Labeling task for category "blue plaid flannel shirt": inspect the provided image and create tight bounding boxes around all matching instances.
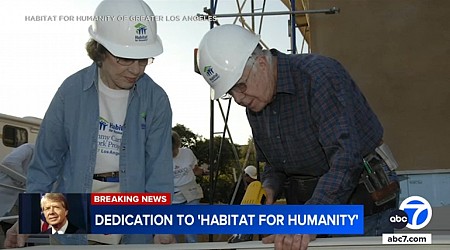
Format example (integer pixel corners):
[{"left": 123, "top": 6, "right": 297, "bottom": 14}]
[{"left": 248, "top": 50, "right": 385, "bottom": 205}]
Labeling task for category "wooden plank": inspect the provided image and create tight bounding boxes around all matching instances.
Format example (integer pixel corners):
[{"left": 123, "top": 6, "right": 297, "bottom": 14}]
[
  {"left": 22, "top": 235, "right": 450, "bottom": 249},
  {"left": 279, "top": 0, "right": 310, "bottom": 44}
]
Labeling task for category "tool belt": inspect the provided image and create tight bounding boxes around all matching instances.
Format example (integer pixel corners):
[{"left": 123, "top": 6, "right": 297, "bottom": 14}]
[
  {"left": 93, "top": 171, "right": 120, "bottom": 182},
  {"left": 348, "top": 152, "right": 399, "bottom": 215},
  {"left": 284, "top": 152, "right": 399, "bottom": 217}
]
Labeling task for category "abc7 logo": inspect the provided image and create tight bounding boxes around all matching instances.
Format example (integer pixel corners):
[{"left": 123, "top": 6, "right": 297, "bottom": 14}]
[{"left": 389, "top": 196, "right": 432, "bottom": 230}]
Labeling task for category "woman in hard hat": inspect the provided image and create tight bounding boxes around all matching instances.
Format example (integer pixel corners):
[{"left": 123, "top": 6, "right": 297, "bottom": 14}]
[{"left": 5, "top": 0, "right": 172, "bottom": 247}]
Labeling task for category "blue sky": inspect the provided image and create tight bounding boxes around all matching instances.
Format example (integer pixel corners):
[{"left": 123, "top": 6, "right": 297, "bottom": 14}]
[{"left": 0, "top": 0, "right": 307, "bottom": 145}]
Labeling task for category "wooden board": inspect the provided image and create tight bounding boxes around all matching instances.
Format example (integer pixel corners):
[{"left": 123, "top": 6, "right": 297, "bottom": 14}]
[{"left": 22, "top": 235, "right": 450, "bottom": 249}]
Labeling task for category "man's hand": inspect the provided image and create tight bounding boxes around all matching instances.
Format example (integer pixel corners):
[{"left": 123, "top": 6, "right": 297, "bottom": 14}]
[
  {"left": 262, "top": 234, "right": 317, "bottom": 250},
  {"left": 4, "top": 221, "right": 28, "bottom": 248},
  {"left": 261, "top": 187, "right": 317, "bottom": 249},
  {"left": 263, "top": 187, "right": 276, "bottom": 205}
]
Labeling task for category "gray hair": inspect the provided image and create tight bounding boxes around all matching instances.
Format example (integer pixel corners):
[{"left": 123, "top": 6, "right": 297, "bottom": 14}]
[{"left": 246, "top": 44, "right": 273, "bottom": 71}]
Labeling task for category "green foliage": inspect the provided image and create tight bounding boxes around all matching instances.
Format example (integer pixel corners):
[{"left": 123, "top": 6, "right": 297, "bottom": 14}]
[{"left": 172, "top": 123, "right": 199, "bottom": 148}]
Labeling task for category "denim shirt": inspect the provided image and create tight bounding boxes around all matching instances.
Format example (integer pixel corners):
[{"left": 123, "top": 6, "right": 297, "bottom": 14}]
[{"left": 26, "top": 64, "right": 173, "bottom": 244}]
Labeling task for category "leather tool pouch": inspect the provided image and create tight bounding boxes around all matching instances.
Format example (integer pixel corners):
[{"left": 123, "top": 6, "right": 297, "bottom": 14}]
[{"left": 349, "top": 154, "right": 399, "bottom": 216}]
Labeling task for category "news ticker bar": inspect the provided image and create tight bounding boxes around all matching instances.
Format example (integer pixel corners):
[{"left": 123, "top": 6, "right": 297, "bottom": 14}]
[
  {"left": 20, "top": 193, "right": 363, "bottom": 234},
  {"left": 382, "top": 233, "right": 432, "bottom": 244}
]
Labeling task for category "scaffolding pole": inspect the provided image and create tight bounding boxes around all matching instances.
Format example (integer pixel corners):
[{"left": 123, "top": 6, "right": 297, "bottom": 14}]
[{"left": 198, "top": 7, "right": 339, "bottom": 18}]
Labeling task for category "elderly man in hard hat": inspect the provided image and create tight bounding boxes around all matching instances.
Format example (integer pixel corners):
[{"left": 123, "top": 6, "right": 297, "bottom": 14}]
[
  {"left": 198, "top": 24, "right": 399, "bottom": 250},
  {"left": 5, "top": 0, "right": 172, "bottom": 247}
]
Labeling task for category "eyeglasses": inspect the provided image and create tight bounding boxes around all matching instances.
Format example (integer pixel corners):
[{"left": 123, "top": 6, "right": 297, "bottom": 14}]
[
  {"left": 115, "top": 56, "right": 154, "bottom": 66},
  {"left": 108, "top": 51, "right": 154, "bottom": 66},
  {"left": 228, "top": 57, "right": 256, "bottom": 95}
]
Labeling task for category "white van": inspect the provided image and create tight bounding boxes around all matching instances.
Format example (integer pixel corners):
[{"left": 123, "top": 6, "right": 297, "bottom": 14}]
[{"left": 0, "top": 113, "right": 41, "bottom": 161}]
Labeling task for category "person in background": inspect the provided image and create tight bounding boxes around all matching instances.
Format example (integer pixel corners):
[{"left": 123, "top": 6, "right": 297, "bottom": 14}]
[
  {"left": 230, "top": 165, "right": 258, "bottom": 205},
  {"left": 197, "top": 24, "right": 400, "bottom": 250},
  {"left": 243, "top": 165, "right": 258, "bottom": 185},
  {"left": 5, "top": 0, "right": 173, "bottom": 247},
  {"left": 0, "top": 143, "right": 34, "bottom": 247},
  {"left": 171, "top": 130, "right": 204, "bottom": 243},
  {"left": 40, "top": 193, "right": 85, "bottom": 234}
]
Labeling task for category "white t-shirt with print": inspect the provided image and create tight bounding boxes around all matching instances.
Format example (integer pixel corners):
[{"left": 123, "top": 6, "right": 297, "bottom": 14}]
[
  {"left": 95, "top": 77, "right": 129, "bottom": 174},
  {"left": 173, "top": 148, "right": 198, "bottom": 192},
  {"left": 88, "top": 76, "right": 127, "bottom": 245}
]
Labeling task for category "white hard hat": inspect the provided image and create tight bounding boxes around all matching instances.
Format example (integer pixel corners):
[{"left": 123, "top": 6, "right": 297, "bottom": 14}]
[
  {"left": 88, "top": 0, "right": 163, "bottom": 59},
  {"left": 197, "top": 24, "right": 260, "bottom": 100},
  {"left": 244, "top": 165, "right": 258, "bottom": 180}
]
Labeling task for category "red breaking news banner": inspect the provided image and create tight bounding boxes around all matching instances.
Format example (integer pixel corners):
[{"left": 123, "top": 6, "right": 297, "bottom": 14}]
[{"left": 90, "top": 193, "right": 171, "bottom": 205}]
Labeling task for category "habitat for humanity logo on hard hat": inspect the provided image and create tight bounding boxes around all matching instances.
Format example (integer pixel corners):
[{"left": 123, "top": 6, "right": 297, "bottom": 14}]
[
  {"left": 204, "top": 66, "right": 219, "bottom": 83},
  {"left": 135, "top": 23, "right": 148, "bottom": 42},
  {"left": 389, "top": 196, "right": 433, "bottom": 230}
]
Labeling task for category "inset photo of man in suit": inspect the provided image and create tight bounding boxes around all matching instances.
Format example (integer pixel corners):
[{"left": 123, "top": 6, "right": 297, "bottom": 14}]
[{"left": 40, "top": 193, "right": 85, "bottom": 234}]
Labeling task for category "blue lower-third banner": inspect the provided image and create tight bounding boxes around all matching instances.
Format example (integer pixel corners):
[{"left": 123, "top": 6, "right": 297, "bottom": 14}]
[{"left": 91, "top": 205, "right": 363, "bottom": 234}]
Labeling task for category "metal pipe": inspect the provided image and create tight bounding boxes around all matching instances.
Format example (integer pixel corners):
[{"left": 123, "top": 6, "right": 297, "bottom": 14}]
[
  {"left": 290, "top": 0, "right": 297, "bottom": 54},
  {"left": 198, "top": 7, "right": 340, "bottom": 18}
]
